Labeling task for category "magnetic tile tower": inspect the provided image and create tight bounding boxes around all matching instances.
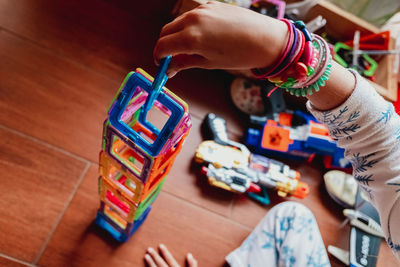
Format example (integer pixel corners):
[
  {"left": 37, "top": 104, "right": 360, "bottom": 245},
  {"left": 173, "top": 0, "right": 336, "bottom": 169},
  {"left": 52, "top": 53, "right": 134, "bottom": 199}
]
[{"left": 95, "top": 68, "right": 191, "bottom": 242}]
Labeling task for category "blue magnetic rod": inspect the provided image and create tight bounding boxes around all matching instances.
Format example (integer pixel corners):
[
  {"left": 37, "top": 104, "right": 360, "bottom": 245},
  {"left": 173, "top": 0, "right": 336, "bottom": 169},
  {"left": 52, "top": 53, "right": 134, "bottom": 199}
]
[{"left": 143, "top": 55, "right": 172, "bottom": 114}]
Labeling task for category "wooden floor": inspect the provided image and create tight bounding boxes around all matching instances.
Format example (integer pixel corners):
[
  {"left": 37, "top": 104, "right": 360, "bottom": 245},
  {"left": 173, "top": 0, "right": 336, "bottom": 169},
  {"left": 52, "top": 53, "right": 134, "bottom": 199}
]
[{"left": 0, "top": 1, "right": 397, "bottom": 266}]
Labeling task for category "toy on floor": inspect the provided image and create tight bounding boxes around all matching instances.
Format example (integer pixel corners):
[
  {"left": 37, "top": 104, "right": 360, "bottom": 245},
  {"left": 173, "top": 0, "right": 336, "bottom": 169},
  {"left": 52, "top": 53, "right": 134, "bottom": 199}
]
[
  {"left": 324, "top": 170, "right": 383, "bottom": 267},
  {"left": 194, "top": 113, "right": 309, "bottom": 205},
  {"left": 324, "top": 170, "right": 359, "bottom": 208},
  {"left": 333, "top": 31, "right": 394, "bottom": 81},
  {"left": 95, "top": 56, "right": 192, "bottom": 242},
  {"left": 230, "top": 77, "right": 286, "bottom": 116},
  {"left": 334, "top": 42, "right": 378, "bottom": 79},
  {"left": 229, "top": 76, "right": 349, "bottom": 171},
  {"left": 245, "top": 110, "right": 352, "bottom": 171},
  {"left": 250, "top": 0, "right": 286, "bottom": 20}
]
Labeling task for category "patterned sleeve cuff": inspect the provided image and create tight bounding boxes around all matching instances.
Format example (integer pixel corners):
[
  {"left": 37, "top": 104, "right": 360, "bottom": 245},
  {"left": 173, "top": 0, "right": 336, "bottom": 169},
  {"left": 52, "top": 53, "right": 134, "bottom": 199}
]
[{"left": 306, "top": 69, "right": 392, "bottom": 142}]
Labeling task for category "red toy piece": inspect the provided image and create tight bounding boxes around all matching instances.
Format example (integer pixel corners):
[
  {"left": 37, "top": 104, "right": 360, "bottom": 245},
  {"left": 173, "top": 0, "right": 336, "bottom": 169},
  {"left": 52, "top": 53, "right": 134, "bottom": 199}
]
[{"left": 345, "top": 31, "right": 390, "bottom": 51}]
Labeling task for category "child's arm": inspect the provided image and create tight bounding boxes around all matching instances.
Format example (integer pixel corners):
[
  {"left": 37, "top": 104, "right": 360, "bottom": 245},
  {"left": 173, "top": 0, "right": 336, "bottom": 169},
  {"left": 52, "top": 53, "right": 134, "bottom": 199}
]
[
  {"left": 153, "top": 1, "right": 356, "bottom": 109},
  {"left": 154, "top": 1, "right": 400, "bottom": 259},
  {"left": 153, "top": 1, "right": 288, "bottom": 78},
  {"left": 307, "top": 70, "right": 400, "bottom": 260}
]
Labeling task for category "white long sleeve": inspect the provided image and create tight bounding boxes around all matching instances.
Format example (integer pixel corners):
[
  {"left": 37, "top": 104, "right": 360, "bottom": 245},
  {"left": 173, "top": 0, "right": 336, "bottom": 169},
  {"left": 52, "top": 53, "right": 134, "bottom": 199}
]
[{"left": 307, "top": 70, "right": 400, "bottom": 261}]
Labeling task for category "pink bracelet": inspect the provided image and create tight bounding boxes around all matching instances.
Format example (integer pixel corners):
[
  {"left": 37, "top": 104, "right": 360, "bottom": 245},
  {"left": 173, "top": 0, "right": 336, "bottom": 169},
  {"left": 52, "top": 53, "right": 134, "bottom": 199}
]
[{"left": 268, "top": 28, "right": 305, "bottom": 79}]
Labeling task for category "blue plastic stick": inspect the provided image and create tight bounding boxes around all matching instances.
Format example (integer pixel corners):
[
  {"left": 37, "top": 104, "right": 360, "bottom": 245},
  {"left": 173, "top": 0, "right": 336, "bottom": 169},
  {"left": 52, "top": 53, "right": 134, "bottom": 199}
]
[{"left": 143, "top": 55, "right": 172, "bottom": 115}]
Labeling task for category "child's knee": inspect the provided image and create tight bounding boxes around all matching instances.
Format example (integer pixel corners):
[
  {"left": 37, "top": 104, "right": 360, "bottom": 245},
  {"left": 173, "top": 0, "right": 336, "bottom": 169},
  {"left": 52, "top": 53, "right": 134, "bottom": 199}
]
[{"left": 270, "top": 201, "right": 315, "bottom": 220}]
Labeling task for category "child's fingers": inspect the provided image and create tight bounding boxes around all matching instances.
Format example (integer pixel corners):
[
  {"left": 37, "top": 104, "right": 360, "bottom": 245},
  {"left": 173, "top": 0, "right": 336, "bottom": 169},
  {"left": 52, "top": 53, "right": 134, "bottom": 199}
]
[
  {"left": 160, "top": 2, "right": 210, "bottom": 39},
  {"left": 153, "top": 31, "right": 197, "bottom": 65},
  {"left": 167, "top": 54, "right": 208, "bottom": 78},
  {"left": 159, "top": 15, "right": 186, "bottom": 39},
  {"left": 146, "top": 247, "right": 169, "bottom": 267},
  {"left": 158, "top": 244, "right": 180, "bottom": 267},
  {"left": 144, "top": 253, "right": 158, "bottom": 267},
  {"left": 186, "top": 253, "right": 198, "bottom": 267}
]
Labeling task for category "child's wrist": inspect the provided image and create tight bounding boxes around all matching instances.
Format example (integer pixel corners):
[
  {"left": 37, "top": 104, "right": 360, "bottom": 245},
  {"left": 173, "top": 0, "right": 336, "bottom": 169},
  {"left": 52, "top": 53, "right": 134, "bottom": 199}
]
[
  {"left": 253, "top": 19, "right": 289, "bottom": 70},
  {"left": 253, "top": 20, "right": 333, "bottom": 97}
]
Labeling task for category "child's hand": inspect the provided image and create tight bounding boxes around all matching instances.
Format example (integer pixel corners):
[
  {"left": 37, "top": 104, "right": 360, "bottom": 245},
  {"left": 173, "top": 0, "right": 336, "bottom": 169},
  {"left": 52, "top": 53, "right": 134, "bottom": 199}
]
[
  {"left": 153, "top": 1, "right": 288, "bottom": 77},
  {"left": 144, "top": 244, "right": 198, "bottom": 267}
]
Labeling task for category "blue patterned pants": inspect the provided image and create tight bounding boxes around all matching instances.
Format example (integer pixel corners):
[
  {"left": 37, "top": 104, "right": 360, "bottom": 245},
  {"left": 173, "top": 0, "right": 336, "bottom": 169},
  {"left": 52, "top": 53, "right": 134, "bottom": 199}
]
[{"left": 226, "top": 202, "right": 331, "bottom": 267}]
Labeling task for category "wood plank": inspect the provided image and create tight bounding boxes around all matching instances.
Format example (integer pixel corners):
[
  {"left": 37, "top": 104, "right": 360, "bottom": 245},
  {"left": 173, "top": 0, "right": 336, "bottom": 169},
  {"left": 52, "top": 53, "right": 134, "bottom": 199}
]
[
  {"left": 0, "top": 256, "right": 32, "bottom": 267},
  {"left": 0, "top": 0, "right": 174, "bottom": 81},
  {"left": 38, "top": 164, "right": 251, "bottom": 267},
  {"left": 0, "top": 126, "right": 87, "bottom": 262},
  {"left": 0, "top": 29, "right": 118, "bottom": 162}
]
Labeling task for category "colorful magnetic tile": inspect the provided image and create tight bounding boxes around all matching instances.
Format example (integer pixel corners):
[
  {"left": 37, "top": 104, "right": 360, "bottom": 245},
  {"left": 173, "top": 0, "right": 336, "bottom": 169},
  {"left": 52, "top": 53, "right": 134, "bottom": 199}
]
[
  {"left": 98, "top": 176, "right": 138, "bottom": 223},
  {"left": 129, "top": 205, "right": 152, "bottom": 236},
  {"left": 140, "top": 170, "right": 167, "bottom": 202},
  {"left": 135, "top": 177, "right": 165, "bottom": 220},
  {"left": 103, "top": 121, "right": 188, "bottom": 187},
  {"left": 107, "top": 70, "right": 185, "bottom": 157},
  {"left": 95, "top": 212, "right": 129, "bottom": 242},
  {"left": 100, "top": 201, "right": 129, "bottom": 230},
  {"left": 136, "top": 68, "right": 189, "bottom": 114},
  {"left": 95, "top": 203, "right": 152, "bottom": 242},
  {"left": 99, "top": 151, "right": 144, "bottom": 205},
  {"left": 139, "top": 134, "right": 187, "bottom": 201},
  {"left": 135, "top": 68, "right": 192, "bottom": 155},
  {"left": 97, "top": 67, "right": 192, "bottom": 242},
  {"left": 103, "top": 121, "right": 153, "bottom": 183}
]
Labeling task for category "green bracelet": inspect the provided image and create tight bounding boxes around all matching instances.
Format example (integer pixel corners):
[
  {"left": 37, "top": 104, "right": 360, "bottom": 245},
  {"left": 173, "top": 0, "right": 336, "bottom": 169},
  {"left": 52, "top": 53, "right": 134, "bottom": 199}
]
[{"left": 285, "top": 57, "right": 332, "bottom": 97}]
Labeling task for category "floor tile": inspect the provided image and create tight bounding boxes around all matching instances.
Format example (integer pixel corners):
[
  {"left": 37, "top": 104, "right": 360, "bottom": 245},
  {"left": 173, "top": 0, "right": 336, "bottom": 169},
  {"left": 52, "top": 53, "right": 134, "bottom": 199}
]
[
  {"left": 38, "top": 164, "right": 250, "bottom": 267},
  {"left": 0, "top": 30, "right": 118, "bottom": 162},
  {"left": 0, "top": 0, "right": 173, "bottom": 81},
  {"left": 0, "top": 127, "right": 87, "bottom": 262},
  {"left": 0, "top": 256, "right": 32, "bottom": 267}
]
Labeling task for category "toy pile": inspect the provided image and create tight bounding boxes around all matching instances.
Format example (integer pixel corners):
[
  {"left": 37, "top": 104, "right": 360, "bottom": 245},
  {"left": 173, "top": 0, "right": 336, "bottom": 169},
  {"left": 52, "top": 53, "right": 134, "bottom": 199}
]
[
  {"left": 95, "top": 59, "right": 191, "bottom": 242},
  {"left": 195, "top": 113, "right": 309, "bottom": 205}
]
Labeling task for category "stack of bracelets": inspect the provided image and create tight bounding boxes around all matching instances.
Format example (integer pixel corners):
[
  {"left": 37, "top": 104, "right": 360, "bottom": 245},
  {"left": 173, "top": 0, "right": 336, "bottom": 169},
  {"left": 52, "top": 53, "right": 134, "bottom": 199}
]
[{"left": 252, "top": 19, "right": 332, "bottom": 97}]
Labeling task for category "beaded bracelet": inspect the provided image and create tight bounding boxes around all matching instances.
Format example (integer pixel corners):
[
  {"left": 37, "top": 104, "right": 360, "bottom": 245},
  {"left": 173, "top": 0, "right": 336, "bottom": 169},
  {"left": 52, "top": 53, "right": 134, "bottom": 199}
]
[
  {"left": 253, "top": 19, "right": 332, "bottom": 97},
  {"left": 267, "top": 26, "right": 316, "bottom": 90},
  {"left": 285, "top": 35, "right": 332, "bottom": 96}
]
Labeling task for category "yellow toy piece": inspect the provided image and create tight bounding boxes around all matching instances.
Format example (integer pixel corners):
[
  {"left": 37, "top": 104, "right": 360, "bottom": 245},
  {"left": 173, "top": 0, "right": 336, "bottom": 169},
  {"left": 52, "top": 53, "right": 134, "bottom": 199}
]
[{"left": 194, "top": 140, "right": 249, "bottom": 169}]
